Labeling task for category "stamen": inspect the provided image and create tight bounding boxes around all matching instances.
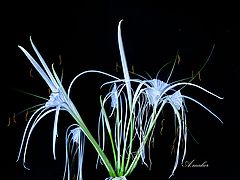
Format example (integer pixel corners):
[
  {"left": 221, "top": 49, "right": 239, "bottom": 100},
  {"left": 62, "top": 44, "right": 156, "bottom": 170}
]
[
  {"left": 29, "top": 68, "right": 34, "bottom": 78},
  {"left": 25, "top": 111, "right": 29, "bottom": 121}
]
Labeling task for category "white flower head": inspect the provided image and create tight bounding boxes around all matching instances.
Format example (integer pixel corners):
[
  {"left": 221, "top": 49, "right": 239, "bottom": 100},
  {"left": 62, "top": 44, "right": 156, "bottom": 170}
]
[
  {"left": 17, "top": 37, "right": 73, "bottom": 169},
  {"left": 64, "top": 124, "right": 85, "bottom": 180},
  {"left": 142, "top": 70, "right": 223, "bottom": 178},
  {"left": 145, "top": 79, "right": 170, "bottom": 106}
]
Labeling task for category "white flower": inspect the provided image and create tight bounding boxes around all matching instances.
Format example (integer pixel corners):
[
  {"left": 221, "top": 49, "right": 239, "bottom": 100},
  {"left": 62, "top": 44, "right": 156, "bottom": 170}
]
[
  {"left": 143, "top": 76, "right": 223, "bottom": 178},
  {"left": 145, "top": 79, "right": 170, "bottom": 106},
  {"left": 17, "top": 37, "right": 76, "bottom": 169},
  {"left": 64, "top": 124, "right": 85, "bottom": 180}
]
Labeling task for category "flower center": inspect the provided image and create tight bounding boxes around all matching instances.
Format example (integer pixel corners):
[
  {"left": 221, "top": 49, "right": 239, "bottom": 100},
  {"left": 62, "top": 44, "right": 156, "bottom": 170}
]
[{"left": 45, "top": 91, "right": 66, "bottom": 108}]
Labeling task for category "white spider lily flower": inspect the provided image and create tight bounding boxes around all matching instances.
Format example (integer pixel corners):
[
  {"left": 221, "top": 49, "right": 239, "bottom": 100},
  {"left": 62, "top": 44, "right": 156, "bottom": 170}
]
[
  {"left": 17, "top": 37, "right": 75, "bottom": 168},
  {"left": 96, "top": 20, "right": 146, "bottom": 176},
  {"left": 167, "top": 90, "right": 183, "bottom": 110},
  {"left": 97, "top": 80, "right": 127, "bottom": 170},
  {"left": 64, "top": 124, "right": 85, "bottom": 180},
  {"left": 166, "top": 90, "right": 186, "bottom": 178},
  {"left": 145, "top": 79, "right": 170, "bottom": 106},
  {"left": 143, "top": 77, "right": 223, "bottom": 178},
  {"left": 110, "top": 83, "right": 119, "bottom": 109}
]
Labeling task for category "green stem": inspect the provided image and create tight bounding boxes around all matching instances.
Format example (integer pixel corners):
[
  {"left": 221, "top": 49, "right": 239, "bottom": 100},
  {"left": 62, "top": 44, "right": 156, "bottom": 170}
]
[
  {"left": 120, "top": 112, "right": 133, "bottom": 175},
  {"left": 124, "top": 114, "right": 134, "bottom": 171},
  {"left": 100, "top": 97, "right": 118, "bottom": 171},
  {"left": 125, "top": 101, "right": 166, "bottom": 176},
  {"left": 116, "top": 101, "right": 121, "bottom": 174},
  {"left": 69, "top": 100, "right": 117, "bottom": 177}
]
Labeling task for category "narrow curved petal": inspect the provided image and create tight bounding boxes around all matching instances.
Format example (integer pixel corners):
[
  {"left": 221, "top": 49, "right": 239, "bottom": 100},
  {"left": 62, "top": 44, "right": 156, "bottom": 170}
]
[
  {"left": 118, "top": 20, "right": 132, "bottom": 106},
  {"left": 18, "top": 45, "right": 57, "bottom": 91}
]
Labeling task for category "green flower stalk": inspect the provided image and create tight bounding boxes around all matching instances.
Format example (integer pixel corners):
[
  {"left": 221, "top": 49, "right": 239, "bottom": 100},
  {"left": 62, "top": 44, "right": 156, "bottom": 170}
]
[{"left": 16, "top": 19, "right": 223, "bottom": 180}]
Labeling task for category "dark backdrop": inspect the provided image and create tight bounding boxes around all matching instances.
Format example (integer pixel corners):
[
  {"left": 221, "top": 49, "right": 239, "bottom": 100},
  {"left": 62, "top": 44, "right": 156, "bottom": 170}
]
[{"left": 1, "top": 1, "right": 239, "bottom": 180}]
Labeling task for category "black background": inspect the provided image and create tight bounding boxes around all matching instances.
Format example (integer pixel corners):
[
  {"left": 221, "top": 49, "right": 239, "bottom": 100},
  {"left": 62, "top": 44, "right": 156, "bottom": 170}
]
[{"left": 1, "top": 1, "right": 239, "bottom": 180}]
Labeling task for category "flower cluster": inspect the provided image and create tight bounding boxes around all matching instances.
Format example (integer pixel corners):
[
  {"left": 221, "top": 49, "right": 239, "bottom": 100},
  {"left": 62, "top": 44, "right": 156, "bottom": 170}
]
[{"left": 16, "top": 20, "right": 223, "bottom": 180}]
